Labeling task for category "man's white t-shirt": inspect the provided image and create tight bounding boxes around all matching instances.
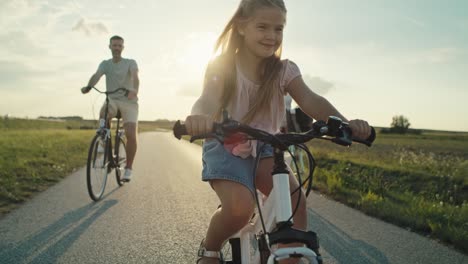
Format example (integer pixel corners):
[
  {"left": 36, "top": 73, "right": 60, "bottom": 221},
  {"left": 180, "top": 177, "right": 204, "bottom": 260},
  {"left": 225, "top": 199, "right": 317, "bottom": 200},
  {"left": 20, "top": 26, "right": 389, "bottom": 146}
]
[{"left": 97, "top": 58, "right": 138, "bottom": 100}]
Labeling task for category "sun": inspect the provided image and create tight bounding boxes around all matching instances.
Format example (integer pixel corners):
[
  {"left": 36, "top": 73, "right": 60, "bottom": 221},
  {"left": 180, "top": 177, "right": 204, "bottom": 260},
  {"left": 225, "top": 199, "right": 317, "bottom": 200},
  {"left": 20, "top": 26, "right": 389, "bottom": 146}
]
[{"left": 178, "top": 32, "right": 218, "bottom": 72}]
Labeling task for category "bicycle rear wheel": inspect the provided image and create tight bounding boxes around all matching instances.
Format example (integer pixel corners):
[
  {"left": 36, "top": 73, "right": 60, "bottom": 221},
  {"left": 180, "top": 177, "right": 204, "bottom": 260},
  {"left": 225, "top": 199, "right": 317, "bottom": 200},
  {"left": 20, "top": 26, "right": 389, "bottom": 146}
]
[
  {"left": 86, "top": 134, "right": 110, "bottom": 201},
  {"left": 114, "top": 133, "right": 127, "bottom": 186}
]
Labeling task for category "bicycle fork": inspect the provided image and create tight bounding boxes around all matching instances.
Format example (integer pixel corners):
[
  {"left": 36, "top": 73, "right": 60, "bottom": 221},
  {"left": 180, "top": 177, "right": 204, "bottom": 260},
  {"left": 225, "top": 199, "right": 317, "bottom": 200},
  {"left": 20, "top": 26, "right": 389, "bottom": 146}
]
[
  {"left": 96, "top": 122, "right": 111, "bottom": 169},
  {"left": 264, "top": 149, "right": 323, "bottom": 263}
]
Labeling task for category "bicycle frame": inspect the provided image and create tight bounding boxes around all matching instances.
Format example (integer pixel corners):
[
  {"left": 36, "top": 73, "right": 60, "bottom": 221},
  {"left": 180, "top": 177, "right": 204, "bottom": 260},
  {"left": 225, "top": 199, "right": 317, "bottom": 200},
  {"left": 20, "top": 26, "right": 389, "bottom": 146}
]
[
  {"left": 97, "top": 90, "right": 125, "bottom": 169},
  {"left": 172, "top": 112, "right": 375, "bottom": 264},
  {"left": 231, "top": 148, "right": 319, "bottom": 264}
]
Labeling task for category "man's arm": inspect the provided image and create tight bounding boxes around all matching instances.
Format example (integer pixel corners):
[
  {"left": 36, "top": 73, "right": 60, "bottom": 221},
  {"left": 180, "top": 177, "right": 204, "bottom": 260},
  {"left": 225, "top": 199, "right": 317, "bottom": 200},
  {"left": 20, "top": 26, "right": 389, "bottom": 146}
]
[
  {"left": 87, "top": 72, "right": 104, "bottom": 88},
  {"left": 127, "top": 59, "right": 139, "bottom": 99},
  {"left": 133, "top": 70, "right": 139, "bottom": 92},
  {"left": 82, "top": 71, "right": 104, "bottom": 93},
  {"left": 128, "top": 68, "right": 139, "bottom": 99},
  {"left": 83, "top": 60, "right": 105, "bottom": 93}
]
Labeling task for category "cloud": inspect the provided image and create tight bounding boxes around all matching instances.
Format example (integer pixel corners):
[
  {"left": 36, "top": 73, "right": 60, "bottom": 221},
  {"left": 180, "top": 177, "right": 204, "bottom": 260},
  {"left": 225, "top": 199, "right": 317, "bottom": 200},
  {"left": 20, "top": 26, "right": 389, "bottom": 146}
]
[
  {"left": 0, "top": 31, "right": 46, "bottom": 57},
  {"left": 0, "top": 61, "right": 37, "bottom": 90},
  {"left": 72, "top": 18, "right": 109, "bottom": 36},
  {"left": 0, "top": 0, "right": 42, "bottom": 27},
  {"left": 0, "top": 60, "right": 53, "bottom": 89},
  {"left": 303, "top": 75, "right": 334, "bottom": 95},
  {"left": 403, "top": 16, "right": 426, "bottom": 27},
  {"left": 405, "top": 47, "right": 461, "bottom": 65}
]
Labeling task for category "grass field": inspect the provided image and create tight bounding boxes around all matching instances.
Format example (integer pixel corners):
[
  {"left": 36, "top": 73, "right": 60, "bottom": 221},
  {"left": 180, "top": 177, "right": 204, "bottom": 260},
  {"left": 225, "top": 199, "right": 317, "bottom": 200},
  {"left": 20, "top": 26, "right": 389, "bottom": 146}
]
[
  {"left": 0, "top": 117, "right": 172, "bottom": 216},
  {"left": 304, "top": 131, "right": 468, "bottom": 254},
  {"left": 1, "top": 116, "right": 467, "bottom": 253}
]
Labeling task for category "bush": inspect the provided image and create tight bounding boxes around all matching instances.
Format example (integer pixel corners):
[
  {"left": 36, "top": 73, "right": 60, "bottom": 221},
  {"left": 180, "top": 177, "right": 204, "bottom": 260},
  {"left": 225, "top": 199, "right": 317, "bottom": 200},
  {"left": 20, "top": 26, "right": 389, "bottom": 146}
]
[{"left": 390, "top": 115, "right": 411, "bottom": 134}]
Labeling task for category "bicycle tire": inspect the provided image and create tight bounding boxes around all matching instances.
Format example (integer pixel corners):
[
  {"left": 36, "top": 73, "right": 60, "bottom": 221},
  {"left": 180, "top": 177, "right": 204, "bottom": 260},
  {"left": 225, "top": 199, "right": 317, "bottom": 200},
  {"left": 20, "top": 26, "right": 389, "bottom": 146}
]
[
  {"left": 86, "top": 134, "right": 109, "bottom": 201},
  {"left": 220, "top": 238, "right": 241, "bottom": 264},
  {"left": 115, "top": 133, "right": 127, "bottom": 186}
]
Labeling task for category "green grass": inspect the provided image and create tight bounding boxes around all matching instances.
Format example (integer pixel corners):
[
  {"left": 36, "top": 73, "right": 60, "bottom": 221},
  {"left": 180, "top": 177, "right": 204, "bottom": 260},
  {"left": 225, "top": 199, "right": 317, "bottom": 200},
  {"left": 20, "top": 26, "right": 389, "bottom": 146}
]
[
  {"left": 0, "top": 117, "right": 173, "bottom": 216},
  {"left": 0, "top": 117, "right": 96, "bottom": 130},
  {"left": 307, "top": 131, "right": 468, "bottom": 253},
  {"left": 0, "top": 129, "right": 94, "bottom": 214}
]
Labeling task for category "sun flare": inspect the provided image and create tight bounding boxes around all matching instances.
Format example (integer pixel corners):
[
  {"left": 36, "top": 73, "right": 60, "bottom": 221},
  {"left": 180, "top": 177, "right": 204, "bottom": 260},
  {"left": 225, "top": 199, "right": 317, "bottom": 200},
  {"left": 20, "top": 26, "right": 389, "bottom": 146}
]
[{"left": 177, "top": 32, "right": 218, "bottom": 71}]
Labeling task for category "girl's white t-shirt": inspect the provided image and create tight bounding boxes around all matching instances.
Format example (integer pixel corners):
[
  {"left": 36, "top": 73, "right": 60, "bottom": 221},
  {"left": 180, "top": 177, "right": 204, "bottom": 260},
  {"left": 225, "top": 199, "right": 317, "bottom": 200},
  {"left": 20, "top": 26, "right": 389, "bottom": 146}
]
[{"left": 225, "top": 59, "right": 302, "bottom": 158}]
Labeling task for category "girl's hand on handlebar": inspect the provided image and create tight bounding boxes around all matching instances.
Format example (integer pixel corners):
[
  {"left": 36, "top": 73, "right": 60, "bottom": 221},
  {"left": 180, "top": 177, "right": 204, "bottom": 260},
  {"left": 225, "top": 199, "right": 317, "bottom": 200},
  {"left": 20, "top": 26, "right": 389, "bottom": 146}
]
[
  {"left": 185, "top": 115, "right": 213, "bottom": 136},
  {"left": 349, "top": 119, "right": 371, "bottom": 140}
]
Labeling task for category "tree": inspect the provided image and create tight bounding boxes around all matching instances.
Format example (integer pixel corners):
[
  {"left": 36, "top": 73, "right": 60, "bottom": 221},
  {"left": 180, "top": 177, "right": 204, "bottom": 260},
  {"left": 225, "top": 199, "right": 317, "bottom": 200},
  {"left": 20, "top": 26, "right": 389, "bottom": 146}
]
[{"left": 390, "top": 115, "right": 410, "bottom": 134}]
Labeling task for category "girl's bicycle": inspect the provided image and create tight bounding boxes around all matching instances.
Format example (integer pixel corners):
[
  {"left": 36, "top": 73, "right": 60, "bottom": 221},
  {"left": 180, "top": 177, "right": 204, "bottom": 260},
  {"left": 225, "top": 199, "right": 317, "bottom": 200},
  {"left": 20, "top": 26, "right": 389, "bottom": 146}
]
[
  {"left": 286, "top": 143, "right": 314, "bottom": 197},
  {"left": 283, "top": 107, "right": 315, "bottom": 194},
  {"left": 173, "top": 111, "right": 375, "bottom": 264},
  {"left": 82, "top": 86, "right": 128, "bottom": 201}
]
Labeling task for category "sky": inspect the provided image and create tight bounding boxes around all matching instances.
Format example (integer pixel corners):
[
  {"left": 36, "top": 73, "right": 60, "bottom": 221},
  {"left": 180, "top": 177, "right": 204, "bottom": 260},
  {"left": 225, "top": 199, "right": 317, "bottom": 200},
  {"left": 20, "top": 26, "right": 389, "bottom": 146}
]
[{"left": 1, "top": 0, "right": 467, "bottom": 132}]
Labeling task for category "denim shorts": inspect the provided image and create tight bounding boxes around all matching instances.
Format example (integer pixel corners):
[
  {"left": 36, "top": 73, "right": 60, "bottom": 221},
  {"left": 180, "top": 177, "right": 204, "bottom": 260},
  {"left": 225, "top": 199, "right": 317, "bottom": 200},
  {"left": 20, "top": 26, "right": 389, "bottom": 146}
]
[{"left": 201, "top": 139, "right": 274, "bottom": 194}]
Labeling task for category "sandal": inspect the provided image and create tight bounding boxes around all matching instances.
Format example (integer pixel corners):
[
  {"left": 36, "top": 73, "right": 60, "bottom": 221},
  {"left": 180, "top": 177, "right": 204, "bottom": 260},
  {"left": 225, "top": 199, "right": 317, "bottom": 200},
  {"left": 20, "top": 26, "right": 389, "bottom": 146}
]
[{"left": 196, "top": 239, "right": 223, "bottom": 264}]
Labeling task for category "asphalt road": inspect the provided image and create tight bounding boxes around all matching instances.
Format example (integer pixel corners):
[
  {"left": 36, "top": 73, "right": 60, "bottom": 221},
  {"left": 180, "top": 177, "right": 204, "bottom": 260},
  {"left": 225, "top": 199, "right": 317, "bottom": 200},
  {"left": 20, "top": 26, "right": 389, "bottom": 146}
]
[{"left": 0, "top": 131, "right": 466, "bottom": 264}]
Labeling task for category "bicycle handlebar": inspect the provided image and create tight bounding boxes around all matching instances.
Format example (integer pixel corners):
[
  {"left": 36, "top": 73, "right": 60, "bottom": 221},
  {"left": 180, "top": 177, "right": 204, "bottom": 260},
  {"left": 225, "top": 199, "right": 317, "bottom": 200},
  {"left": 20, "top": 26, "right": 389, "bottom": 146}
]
[
  {"left": 81, "top": 86, "right": 129, "bottom": 97},
  {"left": 173, "top": 113, "right": 376, "bottom": 148}
]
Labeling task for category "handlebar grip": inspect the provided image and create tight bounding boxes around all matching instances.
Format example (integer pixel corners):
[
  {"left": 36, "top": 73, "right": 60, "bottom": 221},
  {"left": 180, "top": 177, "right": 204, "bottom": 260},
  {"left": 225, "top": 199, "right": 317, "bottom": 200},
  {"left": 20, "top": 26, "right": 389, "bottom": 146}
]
[
  {"left": 367, "top": 127, "right": 376, "bottom": 143},
  {"left": 173, "top": 120, "right": 187, "bottom": 140},
  {"left": 353, "top": 127, "right": 376, "bottom": 147},
  {"left": 81, "top": 86, "right": 91, "bottom": 94}
]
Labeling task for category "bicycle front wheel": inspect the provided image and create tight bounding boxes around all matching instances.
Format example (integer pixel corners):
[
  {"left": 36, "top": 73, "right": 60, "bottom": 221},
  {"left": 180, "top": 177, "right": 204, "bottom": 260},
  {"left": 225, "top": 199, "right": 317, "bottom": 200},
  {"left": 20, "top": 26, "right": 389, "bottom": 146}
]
[
  {"left": 114, "top": 134, "right": 127, "bottom": 186},
  {"left": 86, "top": 134, "right": 110, "bottom": 201},
  {"left": 220, "top": 238, "right": 241, "bottom": 264},
  {"left": 289, "top": 144, "right": 313, "bottom": 192}
]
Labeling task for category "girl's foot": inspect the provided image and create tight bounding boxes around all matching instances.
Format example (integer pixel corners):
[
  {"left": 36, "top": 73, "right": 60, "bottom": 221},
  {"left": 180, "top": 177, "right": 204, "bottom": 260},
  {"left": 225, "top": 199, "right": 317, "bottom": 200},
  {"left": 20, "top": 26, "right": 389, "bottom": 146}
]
[{"left": 197, "top": 239, "right": 221, "bottom": 264}]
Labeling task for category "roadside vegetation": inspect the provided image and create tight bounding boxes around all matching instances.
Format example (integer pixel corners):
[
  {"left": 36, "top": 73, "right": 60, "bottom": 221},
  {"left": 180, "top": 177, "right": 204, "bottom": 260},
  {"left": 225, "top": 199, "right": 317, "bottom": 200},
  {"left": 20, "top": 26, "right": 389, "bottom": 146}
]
[
  {"left": 0, "top": 116, "right": 172, "bottom": 216},
  {"left": 1, "top": 116, "right": 466, "bottom": 253},
  {"left": 307, "top": 129, "right": 468, "bottom": 254}
]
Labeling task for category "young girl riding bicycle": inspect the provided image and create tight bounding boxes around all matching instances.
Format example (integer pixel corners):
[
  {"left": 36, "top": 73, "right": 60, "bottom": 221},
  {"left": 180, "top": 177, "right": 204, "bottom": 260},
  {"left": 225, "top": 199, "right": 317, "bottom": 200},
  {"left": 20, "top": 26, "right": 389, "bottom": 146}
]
[{"left": 184, "top": 1, "right": 371, "bottom": 263}]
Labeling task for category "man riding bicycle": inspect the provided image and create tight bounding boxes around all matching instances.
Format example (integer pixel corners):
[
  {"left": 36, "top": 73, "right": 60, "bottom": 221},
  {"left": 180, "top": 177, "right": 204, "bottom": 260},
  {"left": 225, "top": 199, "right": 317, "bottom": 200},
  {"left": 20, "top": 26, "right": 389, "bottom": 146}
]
[{"left": 82, "top": 35, "right": 140, "bottom": 182}]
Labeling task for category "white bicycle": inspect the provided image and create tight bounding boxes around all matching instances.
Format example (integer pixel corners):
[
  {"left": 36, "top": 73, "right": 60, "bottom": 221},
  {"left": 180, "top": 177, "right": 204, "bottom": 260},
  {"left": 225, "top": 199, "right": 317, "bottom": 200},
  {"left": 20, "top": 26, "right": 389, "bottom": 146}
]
[
  {"left": 173, "top": 112, "right": 375, "bottom": 264},
  {"left": 283, "top": 107, "right": 315, "bottom": 194},
  {"left": 286, "top": 143, "right": 314, "bottom": 198}
]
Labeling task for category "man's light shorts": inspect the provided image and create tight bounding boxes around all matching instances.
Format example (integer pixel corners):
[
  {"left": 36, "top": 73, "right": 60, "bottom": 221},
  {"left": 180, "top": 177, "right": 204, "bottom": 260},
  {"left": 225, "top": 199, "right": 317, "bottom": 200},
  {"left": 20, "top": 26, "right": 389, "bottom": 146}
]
[{"left": 100, "top": 99, "right": 138, "bottom": 124}]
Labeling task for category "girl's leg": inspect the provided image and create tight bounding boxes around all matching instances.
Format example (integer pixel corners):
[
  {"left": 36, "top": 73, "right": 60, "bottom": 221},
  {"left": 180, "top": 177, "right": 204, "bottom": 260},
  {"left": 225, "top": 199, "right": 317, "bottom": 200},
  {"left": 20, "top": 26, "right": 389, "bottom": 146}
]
[
  {"left": 198, "top": 180, "right": 255, "bottom": 264},
  {"left": 255, "top": 157, "right": 307, "bottom": 264}
]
